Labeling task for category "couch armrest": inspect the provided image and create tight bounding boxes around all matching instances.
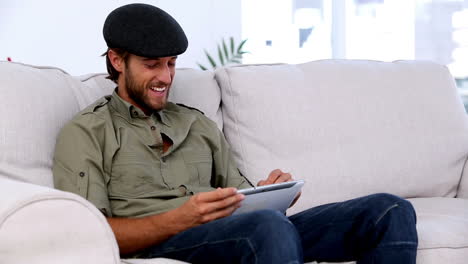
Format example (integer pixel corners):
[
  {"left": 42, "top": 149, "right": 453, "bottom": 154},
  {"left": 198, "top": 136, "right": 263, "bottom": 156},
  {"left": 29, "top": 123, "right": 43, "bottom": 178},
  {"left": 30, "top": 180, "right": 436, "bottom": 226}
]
[{"left": 0, "top": 178, "right": 120, "bottom": 264}]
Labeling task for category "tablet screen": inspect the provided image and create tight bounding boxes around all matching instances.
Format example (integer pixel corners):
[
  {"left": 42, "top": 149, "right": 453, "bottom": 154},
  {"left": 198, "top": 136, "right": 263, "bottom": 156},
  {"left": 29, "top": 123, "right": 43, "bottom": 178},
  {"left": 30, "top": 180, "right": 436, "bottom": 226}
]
[
  {"left": 237, "top": 181, "right": 299, "bottom": 195},
  {"left": 233, "top": 180, "right": 305, "bottom": 215}
]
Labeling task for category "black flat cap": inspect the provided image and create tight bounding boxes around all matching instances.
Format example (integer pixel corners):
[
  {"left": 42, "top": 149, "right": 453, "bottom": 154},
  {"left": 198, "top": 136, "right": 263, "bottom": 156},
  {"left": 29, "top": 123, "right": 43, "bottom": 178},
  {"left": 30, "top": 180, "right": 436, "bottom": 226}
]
[{"left": 103, "top": 3, "right": 188, "bottom": 58}]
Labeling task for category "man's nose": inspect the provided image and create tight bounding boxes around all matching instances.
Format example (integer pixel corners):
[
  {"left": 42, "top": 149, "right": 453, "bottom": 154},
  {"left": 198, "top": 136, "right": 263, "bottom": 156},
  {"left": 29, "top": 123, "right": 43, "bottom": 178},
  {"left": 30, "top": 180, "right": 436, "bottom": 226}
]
[{"left": 155, "top": 66, "right": 172, "bottom": 85}]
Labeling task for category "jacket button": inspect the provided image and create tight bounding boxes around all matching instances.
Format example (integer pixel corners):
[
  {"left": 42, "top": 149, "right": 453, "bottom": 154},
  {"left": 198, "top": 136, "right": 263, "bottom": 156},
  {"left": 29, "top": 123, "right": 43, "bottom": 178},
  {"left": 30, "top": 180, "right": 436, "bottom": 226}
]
[
  {"left": 79, "top": 172, "right": 85, "bottom": 177},
  {"left": 151, "top": 126, "right": 156, "bottom": 130},
  {"left": 178, "top": 185, "right": 187, "bottom": 195}
]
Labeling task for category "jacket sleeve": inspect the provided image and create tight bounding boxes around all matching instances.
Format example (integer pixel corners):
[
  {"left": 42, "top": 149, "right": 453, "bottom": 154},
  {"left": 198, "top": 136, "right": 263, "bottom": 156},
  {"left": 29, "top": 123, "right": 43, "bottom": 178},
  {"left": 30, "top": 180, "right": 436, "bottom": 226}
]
[{"left": 53, "top": 113, "right": 113, "bottom": 217}]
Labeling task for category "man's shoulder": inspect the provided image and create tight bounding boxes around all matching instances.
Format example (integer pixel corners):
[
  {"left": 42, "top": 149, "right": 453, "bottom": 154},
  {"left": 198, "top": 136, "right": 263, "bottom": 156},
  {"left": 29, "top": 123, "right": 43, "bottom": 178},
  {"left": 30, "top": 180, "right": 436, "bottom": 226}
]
[
  {"left": 165, "top": 102, "right": 217, "bottom": 126},
  {"left": 165, "top": 102, "right": 210, "bottom": 123},
  {"left": 63, "top": 96, "right": 113, "bottom": 131},
  {"left": 55, "top": 95, "right": 121, "bottom": 158},
  {"left": 80, "top": 95, "right": 112, "bottom": 116},
  {"left": 164, "top": 102, "right": 221, "bottom": 137},
  {"left": 166, "top": 102, "right": 204, "bottom": 115}
]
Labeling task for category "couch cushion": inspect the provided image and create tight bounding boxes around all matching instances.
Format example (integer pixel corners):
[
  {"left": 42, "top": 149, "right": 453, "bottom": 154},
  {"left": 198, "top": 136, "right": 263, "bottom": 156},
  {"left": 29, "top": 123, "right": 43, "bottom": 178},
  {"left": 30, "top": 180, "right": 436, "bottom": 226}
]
[
  {"left": 0, "top": 62, "right": 85, "bottom": 187},
  {"left": 78, "top": 73, "right": 116, "bottom": 107},
  {"left": 80, "top": 68, "right": 223, "bottom": 130},
  {"left": 216, "top": 60, "right": 468, "bottom": 213},
  {"left": 170, "top": 68, "right": 223, "bottom": 129},
  {"left": 409, "top": 197, "right": 468, "bottom": 250},
  {"left": 409, "top": 197, "right": 468, "bottom": 264}
]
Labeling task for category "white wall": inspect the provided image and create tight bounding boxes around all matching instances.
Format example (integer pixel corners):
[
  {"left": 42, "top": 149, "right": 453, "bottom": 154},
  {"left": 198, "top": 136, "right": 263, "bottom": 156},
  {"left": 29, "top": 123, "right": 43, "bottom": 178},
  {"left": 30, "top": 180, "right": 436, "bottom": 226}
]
[{"left": 0, "top": 0, "right": 241, "bottom": 75}]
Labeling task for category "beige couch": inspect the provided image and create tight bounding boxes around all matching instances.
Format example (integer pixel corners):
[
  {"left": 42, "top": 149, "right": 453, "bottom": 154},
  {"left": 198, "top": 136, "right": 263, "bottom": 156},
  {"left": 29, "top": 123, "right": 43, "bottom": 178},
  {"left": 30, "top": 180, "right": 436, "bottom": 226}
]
[{"left": 1, "top": 60, "right": 467, "bottom": 264}]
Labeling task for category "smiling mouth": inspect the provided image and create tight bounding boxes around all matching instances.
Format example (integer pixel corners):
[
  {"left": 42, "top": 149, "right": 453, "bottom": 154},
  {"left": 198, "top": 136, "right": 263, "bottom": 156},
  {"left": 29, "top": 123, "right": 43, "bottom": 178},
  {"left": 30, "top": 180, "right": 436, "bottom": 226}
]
[{"left": 150, "top": 86, "right": 166, "bottom": 92}]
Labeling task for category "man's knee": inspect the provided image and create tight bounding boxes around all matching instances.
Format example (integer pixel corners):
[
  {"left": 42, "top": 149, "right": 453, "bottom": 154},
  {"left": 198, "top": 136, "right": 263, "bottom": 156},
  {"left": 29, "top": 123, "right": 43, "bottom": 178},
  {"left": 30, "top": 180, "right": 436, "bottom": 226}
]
[
  {"left": 246, "top": 210, "right": 294, "bottom": 231},
  {"left": 363, "top": 193, "right": 418, "bottom": 248},
  {"left": 366, "top": 193, "right": 416, "bottom": 225},
  {"left": 242, "top": 210, "right": 303, "bottom": 261},
  {"left": 241, "top": 210, "right": 301, "bottom": 242}
]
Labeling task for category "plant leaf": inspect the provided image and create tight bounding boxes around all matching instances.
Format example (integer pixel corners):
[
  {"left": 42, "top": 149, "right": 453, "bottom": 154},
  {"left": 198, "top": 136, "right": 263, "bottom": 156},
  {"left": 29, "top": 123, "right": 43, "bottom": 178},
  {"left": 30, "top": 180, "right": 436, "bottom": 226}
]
[
  {"left": 201, "top": 37, "right": 249, "bottom": 69},
  {"left": 222, "top": 38, "right": 229, "bottom": 61},
  {"left": 217, "top": 44, "right": 225, "bottom": 65},
  {"left": 205, "top": 50, "right": 217, "bottom": 68},
  {"left": 197, "top": 63, "right": 208, "bottom": 71},
  {"left": 237, "top": 39, "right": 248, "bottom": 54},
  {"left": 230, "top": 37, "right": 235, "bottom": 54}
]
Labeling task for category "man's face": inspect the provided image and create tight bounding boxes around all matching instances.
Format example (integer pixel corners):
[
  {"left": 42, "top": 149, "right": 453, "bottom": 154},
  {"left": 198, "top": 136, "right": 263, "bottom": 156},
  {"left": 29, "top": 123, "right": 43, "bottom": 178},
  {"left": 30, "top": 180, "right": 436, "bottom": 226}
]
[{"left": 119, "top": 54, "right": 177, "bottom": 114}]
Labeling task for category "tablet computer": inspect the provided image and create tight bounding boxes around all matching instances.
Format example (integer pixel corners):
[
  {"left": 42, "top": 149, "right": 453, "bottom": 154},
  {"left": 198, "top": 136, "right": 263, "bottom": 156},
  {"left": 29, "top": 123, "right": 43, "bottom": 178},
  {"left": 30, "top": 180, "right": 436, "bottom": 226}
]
[{"left": 233, "top": 180, "right": 304, "bottom": 215}]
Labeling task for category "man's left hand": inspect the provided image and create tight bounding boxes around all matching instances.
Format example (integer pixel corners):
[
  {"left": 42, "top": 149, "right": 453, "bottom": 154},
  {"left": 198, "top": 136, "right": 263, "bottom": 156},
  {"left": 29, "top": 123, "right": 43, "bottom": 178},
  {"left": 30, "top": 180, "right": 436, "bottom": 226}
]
[
  {"left": 257, "top": 169, "right": 293, "bottom": 186},
  {"left": 257, "top": 169, "right": 301, "bottom": 207}
]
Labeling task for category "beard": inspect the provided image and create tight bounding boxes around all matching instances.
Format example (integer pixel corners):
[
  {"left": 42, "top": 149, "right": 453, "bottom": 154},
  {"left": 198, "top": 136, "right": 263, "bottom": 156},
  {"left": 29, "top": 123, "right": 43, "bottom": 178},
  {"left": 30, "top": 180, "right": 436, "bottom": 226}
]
[{"left": 124, "top": 65, "right": 169, "bottom": 113}]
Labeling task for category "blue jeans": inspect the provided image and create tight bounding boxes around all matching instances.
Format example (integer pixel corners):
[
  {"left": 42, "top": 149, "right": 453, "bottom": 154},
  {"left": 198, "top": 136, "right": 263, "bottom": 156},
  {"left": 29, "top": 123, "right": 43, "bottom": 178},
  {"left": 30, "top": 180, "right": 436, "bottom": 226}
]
[{"left": 136, "top": 193, "right": 418, "bottom": 264}]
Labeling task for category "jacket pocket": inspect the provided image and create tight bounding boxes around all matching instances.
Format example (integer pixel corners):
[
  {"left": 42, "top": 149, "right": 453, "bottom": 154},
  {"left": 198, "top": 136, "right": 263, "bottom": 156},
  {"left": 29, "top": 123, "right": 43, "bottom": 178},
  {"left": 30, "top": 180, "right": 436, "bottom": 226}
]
[
  {"left": 109, "top": 152, "right": 164, "bottom": 197},
  {"left": 182, "top": 149, "right": 213, "bottom": 186}
]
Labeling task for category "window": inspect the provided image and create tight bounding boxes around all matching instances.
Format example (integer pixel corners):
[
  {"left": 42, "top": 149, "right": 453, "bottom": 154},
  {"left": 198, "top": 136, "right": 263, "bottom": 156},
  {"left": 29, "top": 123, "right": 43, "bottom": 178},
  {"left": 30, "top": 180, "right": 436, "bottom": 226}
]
[{"left": 241, "top": 0, "right": 468, "bottom": 79}]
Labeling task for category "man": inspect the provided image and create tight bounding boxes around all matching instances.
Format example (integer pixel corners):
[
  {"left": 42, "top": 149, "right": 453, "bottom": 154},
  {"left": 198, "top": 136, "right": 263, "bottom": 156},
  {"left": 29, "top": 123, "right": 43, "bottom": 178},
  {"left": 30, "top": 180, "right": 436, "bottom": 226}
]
[{"left": 53, "top": 3, "right": 418, "bottom": 263}]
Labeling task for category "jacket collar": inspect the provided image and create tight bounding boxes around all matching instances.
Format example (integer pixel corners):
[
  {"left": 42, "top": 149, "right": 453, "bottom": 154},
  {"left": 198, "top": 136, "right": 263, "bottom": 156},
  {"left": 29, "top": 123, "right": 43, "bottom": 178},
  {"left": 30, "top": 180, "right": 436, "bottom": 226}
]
[{"left": 109, "top": 89, "right": 170, "bottom": 127}]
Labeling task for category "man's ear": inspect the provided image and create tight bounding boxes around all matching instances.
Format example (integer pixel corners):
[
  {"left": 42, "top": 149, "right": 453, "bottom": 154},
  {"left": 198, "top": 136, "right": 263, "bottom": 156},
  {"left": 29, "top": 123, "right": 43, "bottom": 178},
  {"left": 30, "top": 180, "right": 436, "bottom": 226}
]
[{"left": 108, "top": 49, "right": 125, "bottom": 72}]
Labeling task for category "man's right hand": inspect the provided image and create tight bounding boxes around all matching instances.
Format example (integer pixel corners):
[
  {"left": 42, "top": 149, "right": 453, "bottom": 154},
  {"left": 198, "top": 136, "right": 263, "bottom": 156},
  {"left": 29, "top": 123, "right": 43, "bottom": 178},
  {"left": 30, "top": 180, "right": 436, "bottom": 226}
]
[
  {"left": 108, "top": 188, "right": 244, "bottom": 256},
  {"left": 175, "top": 188, "right": 245, "bottom": 228}
]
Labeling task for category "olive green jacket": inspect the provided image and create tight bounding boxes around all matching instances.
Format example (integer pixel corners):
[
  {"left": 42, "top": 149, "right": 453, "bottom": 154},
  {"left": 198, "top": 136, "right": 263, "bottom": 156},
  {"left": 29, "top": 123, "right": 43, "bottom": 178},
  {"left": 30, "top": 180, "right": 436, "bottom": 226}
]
[{"left": 53, "top": 92, "right": 252, "bottom": 218}]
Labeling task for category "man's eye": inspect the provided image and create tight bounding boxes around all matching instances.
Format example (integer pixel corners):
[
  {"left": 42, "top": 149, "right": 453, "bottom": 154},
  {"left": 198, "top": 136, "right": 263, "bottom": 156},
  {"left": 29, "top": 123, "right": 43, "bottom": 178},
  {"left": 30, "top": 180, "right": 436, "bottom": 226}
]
[{"left": 145, "top": 64, "right": 157, "bottom": 68}]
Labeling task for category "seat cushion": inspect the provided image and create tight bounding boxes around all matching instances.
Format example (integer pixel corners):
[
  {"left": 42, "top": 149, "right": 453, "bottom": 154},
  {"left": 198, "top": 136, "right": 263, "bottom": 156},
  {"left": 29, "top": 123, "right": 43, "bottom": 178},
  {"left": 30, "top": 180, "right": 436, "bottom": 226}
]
[
  {"left": 215, "top": 60, "right": 468, "bottom": 214},
  {"left": 408, "top": 197, "right": 468, "bottom": 263}
]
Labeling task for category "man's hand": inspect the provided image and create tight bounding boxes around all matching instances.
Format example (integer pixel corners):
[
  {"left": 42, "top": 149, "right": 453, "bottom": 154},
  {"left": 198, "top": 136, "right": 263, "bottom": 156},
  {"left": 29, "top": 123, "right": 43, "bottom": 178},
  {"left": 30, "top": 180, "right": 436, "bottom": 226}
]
[
  {"left": 257, "top": 169, "right": 301, "bottom": 207},
  {"left": 175, "top": 187, "right": 245, "bottom": 227},
  {"left": 257, "top": 169, "right": 293, "bottom": 186},
  {"left": 108, "top": 188, "right": 244, "bottom": 255}
]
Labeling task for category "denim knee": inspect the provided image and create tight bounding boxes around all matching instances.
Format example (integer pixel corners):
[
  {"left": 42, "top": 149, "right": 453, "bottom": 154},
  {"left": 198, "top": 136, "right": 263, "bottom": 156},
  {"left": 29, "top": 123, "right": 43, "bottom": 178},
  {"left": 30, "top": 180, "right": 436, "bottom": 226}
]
[
  {"left": 242, "top": 210, "right": 303, "bottom": 262},
  {"left": 363, "top": 193, "right": 418, "bottom": 248},
  {"left": 249, "top": 209, "right": 289, "bottom": 224},
  {"left": 245, "top": 210, "right": 296, "bottom": 236},
  {"left": 366, "top": 193, "right": 416, "bottom": 225}
]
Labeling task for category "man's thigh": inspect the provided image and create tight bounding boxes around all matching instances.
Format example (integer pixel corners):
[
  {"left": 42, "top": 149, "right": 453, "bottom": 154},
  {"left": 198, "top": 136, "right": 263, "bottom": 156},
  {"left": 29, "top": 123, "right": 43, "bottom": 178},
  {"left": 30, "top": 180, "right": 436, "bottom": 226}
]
[{"left": 135, "top": 209, "right": 302, "bottom": 264}]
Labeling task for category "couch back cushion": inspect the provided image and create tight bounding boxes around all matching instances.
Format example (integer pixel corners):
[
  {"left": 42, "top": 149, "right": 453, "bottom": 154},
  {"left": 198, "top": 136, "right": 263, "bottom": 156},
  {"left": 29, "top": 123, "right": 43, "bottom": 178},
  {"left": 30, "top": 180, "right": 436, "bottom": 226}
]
[
  {"left": 0, "top": 62, "right": 221, "bottom": 188},
  {"left": 0, "top": 62, "right": 112, "bottom": 187},
  {"left": 216, "top": 60, "right": 468, "bottom": 214}
]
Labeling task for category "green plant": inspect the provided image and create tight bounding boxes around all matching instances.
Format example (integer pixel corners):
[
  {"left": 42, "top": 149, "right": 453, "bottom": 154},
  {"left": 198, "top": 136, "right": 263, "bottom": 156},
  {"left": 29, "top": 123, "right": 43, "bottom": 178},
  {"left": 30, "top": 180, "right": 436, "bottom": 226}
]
[{"left": 197, "top": 37, "right": 248, "bottom": 70}]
